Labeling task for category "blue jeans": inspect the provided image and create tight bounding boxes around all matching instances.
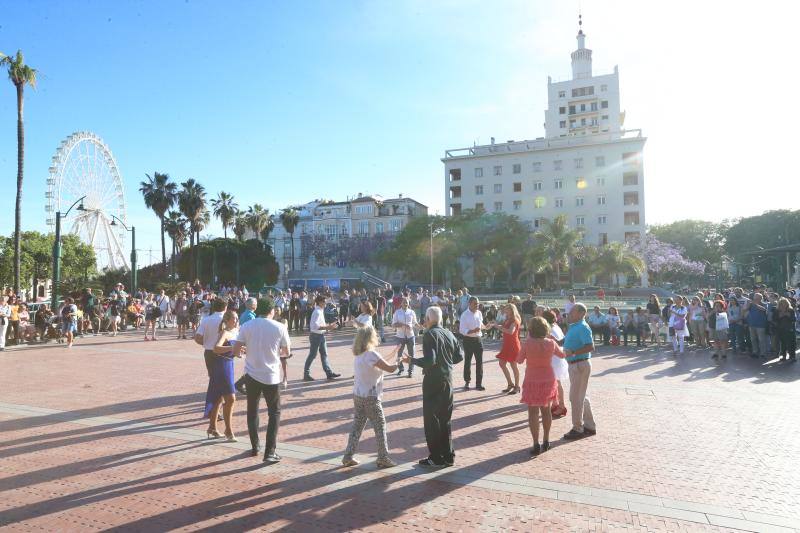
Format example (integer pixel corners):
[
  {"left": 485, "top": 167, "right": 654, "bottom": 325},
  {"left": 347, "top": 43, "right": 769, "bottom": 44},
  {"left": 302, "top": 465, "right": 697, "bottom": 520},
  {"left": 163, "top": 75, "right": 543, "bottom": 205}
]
[
  {"left": 728, "top": 323, "right": 742, "bottom": 350},
  {"left": 305, "top": 333, "right": 334, "bottom": 377},
  {"left": 396, "top": 337, "right": 415, "bottom": 374}
]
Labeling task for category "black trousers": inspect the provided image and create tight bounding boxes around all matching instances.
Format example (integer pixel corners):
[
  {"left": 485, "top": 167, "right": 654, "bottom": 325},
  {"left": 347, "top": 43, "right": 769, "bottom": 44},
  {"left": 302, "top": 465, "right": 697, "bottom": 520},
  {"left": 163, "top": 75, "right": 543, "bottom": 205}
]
[
  {"left": 245, "top": 374, "right": 281, "bottom": 455},
  {"left": 422, "top": 375, "right": 454, "bottom": 464},
  {"left": 622, "top": 325, "right": 641, "bottom": 346},
  {"left": 777, "top": 329, "right": 797, "bottom": 358},
  {"left": 591, "top": 325, "right": 610, "bottom": 344},
  {"left": 462, "top": 337, "right": 483, "bottom": 386},
  {"left": 289, "top": 311, "right": 301, "bottom": 332}
]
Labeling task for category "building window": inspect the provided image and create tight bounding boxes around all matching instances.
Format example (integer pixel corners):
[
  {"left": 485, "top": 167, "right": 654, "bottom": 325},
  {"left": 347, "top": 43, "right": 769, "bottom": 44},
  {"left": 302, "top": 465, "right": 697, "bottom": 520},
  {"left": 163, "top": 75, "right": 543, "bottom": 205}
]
[
  {"left": 555, "top": 197, "right": 563, "bottom": 208},
  {"left": 598, "top": 232, "right": 608, "bottom": 245},
  {"left": 569, "top": 119, "right": 576, "bottom": 128},
  {"left": 598, "top": 215, "right": 607, "bottom": 225},
  {"left": 601, "top": 100, "right": 609, "bottom": 109},
  {"left": 559, "top": 106, "right": 566, "bottom": 114},
  {"left": 449, "top": 186, "right": 461, "bottom": 199},
  {"left": 533, "top": 162, "right": 542, "bottom": 172},
  {"left": 574, "top": 158, "right": 583, "bottom": 169},
  {"left": 591, "top": 102, "right": 598, "bottom": 111},
  {"left": 558, "top": 90, "right": 566, "bottom": 98},
  {"left": 475, "top": 202, "right": 484, "bottom": 211},
  {"left": 575, "top": 197, "right": 584, "bottom": 207},
  {"left": 568, "top": 105, "right": 576, "bottom": 114},
  {"left": 474, "top": 167, "right": 483, "bottom": 178},
  {"left": 576, "top": 216, "right": 585, "bottom": 226},
  {"left": 358, "top": 221, "right": 369, "bottom": 235},
  {"left": 580, "top": 103, "right": 586, "bottom": 112},
  {"left": 493, "top": 201, "right": 503, "bottom": 212},
  {"left": 493, "top": 165, "right": 503, "bottom": 176},
  {"left": 576, "top": 178, "right": 587, "bottom": 189},
  {"left": 553, "top": 160, "right": 562, "bottom": 170},
  {"left": 475, "top": 185, "right": 484, "bottom": 195},
  {"left": 597, "top": 195, "right": 606, "bottom": 206},
  {"left": 532, "top": 181, "right": 542, "bottom": 191},
  {"left": 534, "top": 197, "right": 545, "bottom": 209},
  {"left": 623, "top": 172, "right": 639, "bottom": 186},
  {"left": 513, "top": 182, "right": 522, "bottom": 192},
  {"left": 625, "top": 232, "right": 641, "bottom": 243},
  {"left": 513, "top": 200, "right": 522, "bottom": 210},
  {"left": 600, "top": 84, "right": 607, "bottom": 91},
  {"left": 375, "top": 222, "right": 383, "bottom": 233},
  {"left": 624, "top": 212, "right": 640, "bottom": 225},
  {"left": 601, "top": 114, "right": 609, "bottom": 120},
  {"left": 595, "top": 156, "right": 605, "bottom": 167},
  {"left": 590, "top": 118, "right": 598, "bottom": 126},
  {"left": 493, "top": 183, "right": 502, "bottom": 194},
  {"left": 450, "top": 204, "right": 461, "bottom": 216},
  {"left": 623, "top": 152, "right": 640, "bottom": 166},
  {"left": 534, "top": 218, "right": 542, "bottom": 229},
  {"left": 581, "top": 118, "right": 587, "bottom": 126},
  {"left": 449, "top": 168, "right": 461, "bottom": 181},
  {"left": 559, "top": 120, "right": 566, "bottom": 128},
  {"left": 596, "top": 177, "right": 606, "bottom": 186},
  {"left": 512, "top": 163, "right": 521, "bottom": 174},
  {"left": 571, "top": 86, "right": 594, "bottom": 97},
  {"left": 391, "top": 220, "right": 402, "bottom": 232},
  {"left": 624, "top": 191, "right": 639, "bottom": 206},
  {"left": 554, "top": 179, "right": 563, "bottom": 189}
]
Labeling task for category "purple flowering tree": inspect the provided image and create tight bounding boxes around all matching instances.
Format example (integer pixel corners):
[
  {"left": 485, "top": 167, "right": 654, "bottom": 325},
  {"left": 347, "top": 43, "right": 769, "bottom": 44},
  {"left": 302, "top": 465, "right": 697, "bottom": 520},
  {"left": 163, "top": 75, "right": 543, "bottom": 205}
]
[{"left": 631, "top": 235, "right": 705, "bottom": 285}]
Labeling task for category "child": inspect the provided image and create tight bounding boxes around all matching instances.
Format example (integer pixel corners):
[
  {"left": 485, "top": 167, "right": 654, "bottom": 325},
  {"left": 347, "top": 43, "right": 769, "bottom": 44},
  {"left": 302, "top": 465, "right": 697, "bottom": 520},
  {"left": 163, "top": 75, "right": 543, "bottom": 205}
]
[
  {"left": 342, "top": 325, "right": 399, "bottom": 468},
  {"left": 517, "top": 316, "right": 565, "bottom": 456},
  {"left": 707, "top": 300, "right": 729, "bottom": 362},
  {"left": 607, "top": 307, "right": 621, "bottom": 345}
]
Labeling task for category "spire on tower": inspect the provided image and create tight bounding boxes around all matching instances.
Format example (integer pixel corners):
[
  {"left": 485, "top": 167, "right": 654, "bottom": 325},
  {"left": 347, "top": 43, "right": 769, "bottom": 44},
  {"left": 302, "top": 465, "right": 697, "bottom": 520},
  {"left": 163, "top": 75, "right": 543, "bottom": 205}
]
[{"left": 578, "top": 12, "right": 583, "bottom": 35}]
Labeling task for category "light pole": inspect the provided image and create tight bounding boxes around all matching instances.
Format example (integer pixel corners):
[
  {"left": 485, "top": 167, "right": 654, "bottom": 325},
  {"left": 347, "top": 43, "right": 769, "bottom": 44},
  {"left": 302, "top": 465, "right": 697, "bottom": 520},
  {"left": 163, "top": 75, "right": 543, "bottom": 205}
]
[
  {"left": 109, "top": 215, "right": 137, "bottom": 295},
  {"left": 51, "top": 196, "right": 86, "bottom": 310}
]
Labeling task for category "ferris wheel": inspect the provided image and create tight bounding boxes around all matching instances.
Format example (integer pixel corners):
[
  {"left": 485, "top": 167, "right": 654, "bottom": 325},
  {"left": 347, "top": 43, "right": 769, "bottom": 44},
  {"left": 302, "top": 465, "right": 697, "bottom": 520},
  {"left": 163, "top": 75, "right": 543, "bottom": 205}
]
[{"left": 45, "top": 131, "right": 129, "bottom": 270}]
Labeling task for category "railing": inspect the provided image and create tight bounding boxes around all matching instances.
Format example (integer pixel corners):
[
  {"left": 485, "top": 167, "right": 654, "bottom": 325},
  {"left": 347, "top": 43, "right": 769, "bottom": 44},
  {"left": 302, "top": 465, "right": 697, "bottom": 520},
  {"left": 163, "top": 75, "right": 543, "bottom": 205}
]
[{"left": 361, "top": 271, "right": 390, "bottom": 289}]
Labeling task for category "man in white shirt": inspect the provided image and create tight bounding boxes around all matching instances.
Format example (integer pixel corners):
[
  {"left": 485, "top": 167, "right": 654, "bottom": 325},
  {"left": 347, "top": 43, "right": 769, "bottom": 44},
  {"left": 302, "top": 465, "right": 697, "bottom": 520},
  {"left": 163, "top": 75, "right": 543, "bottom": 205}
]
[
  {"left": 194, "top": 298, "right": 228, "bottom": 377},
  {"left": 233, "top": 298, "right": 290, "bottom": 462},
  {"left": 392, "top": 297, "right": 420, "bottom": 378},
  {"left": 459, "top": 296, "right": 488, "bottom": 391},
  {"left": 156, "top": 289, "right": 170, "bottom": 329},
  {"left": 564, "top": 294, "right": 576, "bottom": 316},
  {"left": 303, "top": 295, "right": 340, "bottom": 381}
]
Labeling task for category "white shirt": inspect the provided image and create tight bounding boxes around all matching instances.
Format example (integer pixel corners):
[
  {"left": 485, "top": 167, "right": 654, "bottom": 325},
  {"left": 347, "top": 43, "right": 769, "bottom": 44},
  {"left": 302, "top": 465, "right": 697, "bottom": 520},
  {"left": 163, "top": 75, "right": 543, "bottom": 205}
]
[
  {"left": 550, "top": 324, "right": 565, "bottom": 342},
  {"left": 392, "top": 308, "right": 418, "bottom": 339},
  {"left": 354, "top": 313, "right": 373, "bottom": 327},
  {"left": 238, "top": 317, "right": 290, "bottom": 385},
  {"left": 157, "top": 294, "right": 170, "bottom": 312},
  {"left": 715, "top": 312, "right": 729, "bottom": 331},
  {"left": 196, "top": 312, "right": 225, "bottom": 350},
  {"left": 459, "top": 309, "right": 483, "bottom": 338},
  {"left": 353, "top": 349, "right": 384, "bottom": 399},
  {"left": 564, "top": 301, "right": 575, "bottom": 315},
  {"left": 310, "top": 306, "right": 327, "bottom": 334}
]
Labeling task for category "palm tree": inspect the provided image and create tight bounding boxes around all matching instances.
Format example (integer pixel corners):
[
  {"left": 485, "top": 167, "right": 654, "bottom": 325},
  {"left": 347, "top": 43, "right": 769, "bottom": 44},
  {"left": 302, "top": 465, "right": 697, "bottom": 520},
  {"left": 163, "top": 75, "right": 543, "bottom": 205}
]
[
  {"left": 1, "top": 51, "right": 37, "bottom": 295},
  {"left": 280, "top": 207, "right": 300, "bottom": 272},
  {"left": 519, "top": 242, "right": 551, "bottom": 288},
  {"left": 232, "top": 210, "right": 248, "bottom": 242},
  {"left": 210, "top": 191, "right": 238, "bottom": 239},
  {"left": 139, "top": 172, "right": 177, "bottom": 267},
  {"left": 596, "top": 242, "right": 646, "bottom": 287},
  {"left": 535, "top": 215, "right": 583, "bottom": 289},
  {"left": 164, "top": 210, "right": 188, "bottom": 270},
  {"left": 178, "top": 179, "right": 207, "bottom": 279},
  {"left": 246, "top": 204, "right": 271, "bottom": 240}
]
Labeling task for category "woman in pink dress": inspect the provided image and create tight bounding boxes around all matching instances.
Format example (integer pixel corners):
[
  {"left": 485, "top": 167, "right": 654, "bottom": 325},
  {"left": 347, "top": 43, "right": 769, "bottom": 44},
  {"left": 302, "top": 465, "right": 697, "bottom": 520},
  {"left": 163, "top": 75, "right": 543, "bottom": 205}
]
[
  {"left": 517, "top": 316, "right": 565, "bottom": 456},
  {"left": 494, "top": 304, "right": 521, "bottom": 394}
]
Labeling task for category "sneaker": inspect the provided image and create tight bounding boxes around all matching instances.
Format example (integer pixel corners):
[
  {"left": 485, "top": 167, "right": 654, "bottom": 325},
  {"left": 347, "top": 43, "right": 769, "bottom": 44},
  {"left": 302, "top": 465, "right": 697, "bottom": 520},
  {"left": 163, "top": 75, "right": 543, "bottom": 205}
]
[
  {"left": 342, "top": 456, "right": 360, "bottom": 467},
  {"left": 418, "top": 457, "right": 446, "bottom": 468},
  {"left": 530, "top": 443, "right": 541, "bottom": 456},
  {"left": 463, "top": 383, "right": 470, "bottom": 390},
  {"left": 475, "top": 385, "right": 486, "bottom": 391},
  {"left": 376, "top": 458, "right": 397, "bottom": 469},
  {"left": 263, "top": 452, "right": 282, "bottom": 463},
  {"left": 396, "top": 366, "right": 404, "bottom": 376},
  {"left": 303, "top": 375, "right": 315, "bottom": 382},
  {"left": 542, "top": 441, "right": 550, "bottom": 452},
  {"left": 326, "top": 373, "right": 341, "bottom": 380},
  {"left": 583, "top": 427, "right": 597, "bottom": 436}
]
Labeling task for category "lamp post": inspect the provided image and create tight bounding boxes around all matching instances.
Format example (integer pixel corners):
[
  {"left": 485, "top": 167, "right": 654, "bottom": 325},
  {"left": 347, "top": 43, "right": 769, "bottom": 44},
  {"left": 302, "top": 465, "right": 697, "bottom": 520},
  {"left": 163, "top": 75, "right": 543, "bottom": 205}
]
[
  {"left": 109, "top": 215, "right": 137, "bottom": 295},
  {"left": 51, "top": 196, "right": 86, "bottom": 310}
]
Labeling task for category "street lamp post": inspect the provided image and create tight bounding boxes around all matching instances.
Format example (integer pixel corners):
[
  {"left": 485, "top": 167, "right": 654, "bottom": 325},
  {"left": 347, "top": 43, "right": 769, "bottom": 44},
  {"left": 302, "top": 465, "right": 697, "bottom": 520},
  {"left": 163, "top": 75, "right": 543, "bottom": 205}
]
[
  {"left": 430, "top": 223, "right": 434, "bottom": 293},
  {"left": 51, "top": 196, "right": 86, "bottom": 310},
  {"left": 110, "top": 215, "right": 137, "bottom": 295}
]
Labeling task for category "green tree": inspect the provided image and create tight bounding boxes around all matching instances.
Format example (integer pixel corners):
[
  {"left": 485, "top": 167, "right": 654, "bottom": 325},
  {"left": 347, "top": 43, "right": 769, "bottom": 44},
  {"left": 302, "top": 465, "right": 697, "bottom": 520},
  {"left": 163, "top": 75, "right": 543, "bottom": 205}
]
[
  {"left": 177, "top": 179, "right": 207, "bottom": 279},
  {"left": 595, "top": 242, "right": 646, "bottom": 287},
  {"left": 520, "top": 242, "right": 550, "bottom": 288},
  {"left": 232, "top": 210, "right": 248, "bottom": 242},
  {"left": 164, "top": 210, "right": 188, "bottom": 272},
  {"left": 139, "top": 172, "right": 178, "bottom": 267},
  {"left": 648, "top": 219, "right": 728, "bottom": 264},
  {"left": 723, "top": 209, "right": 800, "bottom": 284},
  {"left": 279, "top": 208, "right": 300, "bottom": 272},
  {"left": 246, "top": 204, "right": 273, "bottom": 240},
  {"left": 211, "top": 191, "right": 238, "bottom": 239},
  {"left": 535, "top": 215, "right": 582, "bottom": 288},
  {"left": 1, "top": 51, "right": 38, "bottom": 295}
]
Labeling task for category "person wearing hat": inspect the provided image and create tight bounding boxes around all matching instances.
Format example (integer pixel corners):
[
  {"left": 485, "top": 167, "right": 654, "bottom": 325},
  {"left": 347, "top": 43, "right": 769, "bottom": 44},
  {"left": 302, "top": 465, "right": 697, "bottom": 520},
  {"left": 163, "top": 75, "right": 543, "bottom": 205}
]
[{"left": 233, "top": 298, "right": 290, "bottom": 462}]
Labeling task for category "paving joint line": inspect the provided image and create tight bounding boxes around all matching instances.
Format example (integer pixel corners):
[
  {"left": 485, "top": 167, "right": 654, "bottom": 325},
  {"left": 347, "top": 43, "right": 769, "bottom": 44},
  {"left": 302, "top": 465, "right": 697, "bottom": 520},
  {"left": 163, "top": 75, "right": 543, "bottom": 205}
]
[{"left": 1, "top": 401, "right": 798, "bottom": 532}]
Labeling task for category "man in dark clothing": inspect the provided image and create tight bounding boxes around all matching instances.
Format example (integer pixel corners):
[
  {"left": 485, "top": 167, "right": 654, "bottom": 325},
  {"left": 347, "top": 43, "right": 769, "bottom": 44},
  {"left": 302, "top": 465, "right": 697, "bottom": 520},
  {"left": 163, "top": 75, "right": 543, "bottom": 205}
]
[
  {"left": 288, "top": 292, "right": 301, "bottom": 332},
  {"left": 404, "top": 305, "right": 463, "bottom": 468}
]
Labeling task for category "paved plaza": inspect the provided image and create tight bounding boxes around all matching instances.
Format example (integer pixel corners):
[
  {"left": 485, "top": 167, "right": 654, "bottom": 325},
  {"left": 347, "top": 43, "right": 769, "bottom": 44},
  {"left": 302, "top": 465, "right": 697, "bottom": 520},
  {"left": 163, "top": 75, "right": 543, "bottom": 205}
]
[{"left": 1, "top": 328, "right": 799, "bottom": 532}]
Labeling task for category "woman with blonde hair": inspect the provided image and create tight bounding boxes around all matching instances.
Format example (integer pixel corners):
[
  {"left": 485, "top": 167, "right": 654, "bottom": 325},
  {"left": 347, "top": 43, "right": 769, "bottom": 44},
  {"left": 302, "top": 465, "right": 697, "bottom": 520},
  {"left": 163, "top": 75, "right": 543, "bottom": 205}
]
[
  {"left": 352, "top": 300, "right": 375, "bottom": 328},
  {"left": 342, "top": 325, "right": 399, "bottom": 468},
  {"left": 493, "top": 303, "right": 521, "bottom": 394},
  {"left": 205, "top": 310, "right": 240, "bottom": 441}
]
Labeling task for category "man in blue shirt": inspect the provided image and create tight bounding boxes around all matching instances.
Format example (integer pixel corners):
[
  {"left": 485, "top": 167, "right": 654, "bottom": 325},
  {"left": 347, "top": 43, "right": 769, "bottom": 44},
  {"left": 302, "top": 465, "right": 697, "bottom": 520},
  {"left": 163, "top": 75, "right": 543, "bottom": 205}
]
[
  {"left": 239, "top": 297, "right": 257, "bottom": 325},
  {"left": 562, "top": 303, "right": 597, "bottom": 440},
  {"left": 745, "top": 292, "right": 769, "bottom": 358}
]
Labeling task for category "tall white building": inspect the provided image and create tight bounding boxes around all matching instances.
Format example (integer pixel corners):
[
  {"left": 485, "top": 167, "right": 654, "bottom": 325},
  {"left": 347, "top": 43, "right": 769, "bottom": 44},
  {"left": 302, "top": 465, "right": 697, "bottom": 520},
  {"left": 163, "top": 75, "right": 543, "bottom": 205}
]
[{"left": 442, "top": 17, "right": 647, "bottom": 267}]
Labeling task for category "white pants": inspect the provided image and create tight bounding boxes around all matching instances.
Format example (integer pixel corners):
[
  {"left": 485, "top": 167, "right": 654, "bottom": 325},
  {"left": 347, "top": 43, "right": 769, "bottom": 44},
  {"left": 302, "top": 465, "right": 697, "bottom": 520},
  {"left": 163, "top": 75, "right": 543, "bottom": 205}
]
[{"left": 0, "top": 321, "right": 7, "bottom": 349}]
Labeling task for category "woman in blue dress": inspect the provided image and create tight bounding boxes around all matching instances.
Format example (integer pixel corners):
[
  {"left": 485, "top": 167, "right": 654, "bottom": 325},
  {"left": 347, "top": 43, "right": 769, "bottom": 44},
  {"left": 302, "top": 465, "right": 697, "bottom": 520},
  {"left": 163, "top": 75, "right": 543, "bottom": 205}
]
[{"left": 205, "top": 310, "right": 240, "bottom": 441}]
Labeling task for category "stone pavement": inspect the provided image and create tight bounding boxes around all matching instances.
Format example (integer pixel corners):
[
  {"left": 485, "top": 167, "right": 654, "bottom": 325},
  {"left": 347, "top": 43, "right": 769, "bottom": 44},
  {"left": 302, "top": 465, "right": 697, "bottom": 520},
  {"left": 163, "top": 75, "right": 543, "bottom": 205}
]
[{"left": 0, "top": 327, "right": 799, "bottom": 532}]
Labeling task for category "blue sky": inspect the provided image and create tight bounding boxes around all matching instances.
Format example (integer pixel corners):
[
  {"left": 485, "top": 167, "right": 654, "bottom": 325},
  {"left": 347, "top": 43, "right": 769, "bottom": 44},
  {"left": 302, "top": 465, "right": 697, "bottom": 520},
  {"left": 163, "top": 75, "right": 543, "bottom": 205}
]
[{"left": 0, "top": 1, "right": 796, "bottom": 266}]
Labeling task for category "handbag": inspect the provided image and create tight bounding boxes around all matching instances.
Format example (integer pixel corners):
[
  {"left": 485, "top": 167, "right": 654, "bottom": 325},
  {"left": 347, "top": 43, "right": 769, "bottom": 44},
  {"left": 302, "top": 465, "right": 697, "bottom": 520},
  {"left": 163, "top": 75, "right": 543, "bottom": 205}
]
[
  {"left": 673, "top": 316, "right": 686, "bottom": 331},
  {"left": 151, "top": 306, "right": 162, "bottom": 318}
]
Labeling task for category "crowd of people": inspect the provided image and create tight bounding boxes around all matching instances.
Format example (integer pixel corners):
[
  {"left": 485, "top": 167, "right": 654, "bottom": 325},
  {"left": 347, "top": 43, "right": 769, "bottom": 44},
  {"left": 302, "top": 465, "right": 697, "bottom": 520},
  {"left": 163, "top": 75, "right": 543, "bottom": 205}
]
[{"left": 2, "top": 279, "right": 798, "bottom": 463}]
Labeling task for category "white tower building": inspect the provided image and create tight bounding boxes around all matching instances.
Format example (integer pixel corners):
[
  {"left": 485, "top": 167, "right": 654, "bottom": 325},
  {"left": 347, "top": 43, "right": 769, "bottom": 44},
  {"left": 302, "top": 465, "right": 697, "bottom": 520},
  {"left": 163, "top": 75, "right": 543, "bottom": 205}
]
[{"left": 442, "top": 17, "right": 648, "bottom": 285}]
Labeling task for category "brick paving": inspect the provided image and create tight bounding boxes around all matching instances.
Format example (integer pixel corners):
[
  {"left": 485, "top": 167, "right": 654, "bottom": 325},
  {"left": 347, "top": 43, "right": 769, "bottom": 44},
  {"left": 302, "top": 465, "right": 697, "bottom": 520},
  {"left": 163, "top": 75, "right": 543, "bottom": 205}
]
[{"left": 0, "top": 327, "right": 798, "bottom": 532}]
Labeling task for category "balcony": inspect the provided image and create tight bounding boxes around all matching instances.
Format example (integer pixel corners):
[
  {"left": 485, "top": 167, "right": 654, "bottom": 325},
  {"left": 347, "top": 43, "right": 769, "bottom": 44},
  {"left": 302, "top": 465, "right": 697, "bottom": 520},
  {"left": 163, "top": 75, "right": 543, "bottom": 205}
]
[
  {"left": 449, "top": 168, "right": 461, "bottom": 182},
  {"left": 449, "top": 186, "right": 462, "bottom": 199},
  {"left": 624, "top": 212, "right": 640, "bottom": 226},
  {"left": 623, "top": 192, "right": 639, "bottom": 206}
]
